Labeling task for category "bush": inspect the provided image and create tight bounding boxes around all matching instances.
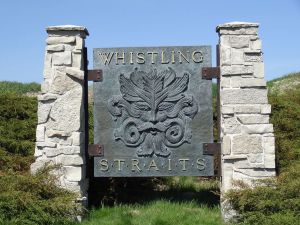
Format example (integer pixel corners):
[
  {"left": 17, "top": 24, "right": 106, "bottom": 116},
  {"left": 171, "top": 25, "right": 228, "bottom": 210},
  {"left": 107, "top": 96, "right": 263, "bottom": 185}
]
[
  {"left": 0, "top": 168, "right": 78, "bottom": 225},
  {"left": 0, "top": 93, "right": 37, "bottom": 156}
]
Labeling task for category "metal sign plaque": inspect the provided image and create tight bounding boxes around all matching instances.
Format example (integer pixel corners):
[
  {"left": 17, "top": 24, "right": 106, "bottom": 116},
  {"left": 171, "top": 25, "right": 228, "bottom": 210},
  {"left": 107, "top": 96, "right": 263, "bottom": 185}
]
[{"left": 93, "top": 46, "right": 214, "bottom": 177}]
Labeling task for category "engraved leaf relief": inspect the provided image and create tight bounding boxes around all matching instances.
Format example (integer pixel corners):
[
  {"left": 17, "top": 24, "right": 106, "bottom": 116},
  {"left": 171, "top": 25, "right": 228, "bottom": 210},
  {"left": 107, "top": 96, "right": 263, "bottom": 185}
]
[{"left": 107, "top": 67, "right": 198, "bottom": 157}]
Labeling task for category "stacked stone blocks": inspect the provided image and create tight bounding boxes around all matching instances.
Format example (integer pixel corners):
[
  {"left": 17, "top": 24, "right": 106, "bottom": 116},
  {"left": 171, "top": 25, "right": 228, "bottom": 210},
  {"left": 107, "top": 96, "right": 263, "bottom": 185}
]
[
  {"left": 31, "top": 25, "right": 89, "bottom": 198},
  {"left": 216, "top": 22, "right": 276, "bottom": 192}
]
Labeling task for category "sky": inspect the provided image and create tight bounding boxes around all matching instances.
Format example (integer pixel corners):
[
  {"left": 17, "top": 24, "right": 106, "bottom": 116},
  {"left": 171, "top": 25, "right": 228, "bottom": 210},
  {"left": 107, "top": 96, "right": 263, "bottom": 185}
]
[{"left": 0, "top": 0, "right": 299, "bottom": 83}]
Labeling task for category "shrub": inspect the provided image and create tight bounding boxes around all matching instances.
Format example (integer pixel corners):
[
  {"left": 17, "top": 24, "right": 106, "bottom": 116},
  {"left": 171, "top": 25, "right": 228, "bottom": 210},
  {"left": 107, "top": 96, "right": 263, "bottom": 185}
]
[{"left": 0, "top": 168, "right": 78, "bottom": 225}]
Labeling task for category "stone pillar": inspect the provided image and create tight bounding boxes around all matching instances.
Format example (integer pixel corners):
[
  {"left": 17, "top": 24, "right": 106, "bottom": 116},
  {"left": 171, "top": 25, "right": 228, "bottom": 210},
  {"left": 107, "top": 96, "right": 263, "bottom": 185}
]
[
  {"left": 31, "top": 25, "right": 89, "bottom": 202},
  {"left": 216, "top": 22, "right": 276, "bottom": 219}
]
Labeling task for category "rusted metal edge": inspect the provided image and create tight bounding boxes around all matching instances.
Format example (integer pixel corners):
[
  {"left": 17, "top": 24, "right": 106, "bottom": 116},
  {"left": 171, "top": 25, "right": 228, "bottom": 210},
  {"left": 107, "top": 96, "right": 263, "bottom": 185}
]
[
  {"left": 202, "top": 67, "right": 220, "bottom": 80},
  {"left": 88, "top": 144, "right": 104, "bottom": 157},
  {"left": 87, "top": 70, "right": 103, "bottom": 82},
  {"left": 203, "top": 143, "right": 221, "bottom": 155},
  {"left": 203, "top": 142, "right": 221, "bottom": 177}
]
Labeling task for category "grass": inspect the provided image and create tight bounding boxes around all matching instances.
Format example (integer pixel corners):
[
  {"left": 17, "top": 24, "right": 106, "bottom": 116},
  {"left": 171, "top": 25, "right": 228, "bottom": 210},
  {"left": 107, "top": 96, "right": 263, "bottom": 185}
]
[
  {"left": 82, "top": 200, "right": 221, "bottom": 225},
  {"left": 85, "top": 176, "right": 221, "bottom": 225},
  {"left": 0, "top": 81, "right": 40, "bottom": 94}
]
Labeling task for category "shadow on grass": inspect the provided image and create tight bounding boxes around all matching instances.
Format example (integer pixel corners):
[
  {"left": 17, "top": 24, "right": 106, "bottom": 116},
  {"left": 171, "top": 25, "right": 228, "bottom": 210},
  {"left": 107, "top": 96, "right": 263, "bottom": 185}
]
[{"left": 88, "top": 177, "right": 220, "bottom": 208}]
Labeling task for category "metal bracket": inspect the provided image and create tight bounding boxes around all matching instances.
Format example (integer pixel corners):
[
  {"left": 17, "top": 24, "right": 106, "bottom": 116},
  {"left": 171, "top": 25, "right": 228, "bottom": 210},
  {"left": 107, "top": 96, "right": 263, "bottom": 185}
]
[
  {"left": 87, "top": 70, "right": 103, "bottom": 82},
  {"left": 88, "top": 144, "right": 104, "bottom": 157},
  {"left": 203, "top": 142, "right": 221, "bottom": 177},
  {"left": 202, "top": 67, "right": 220, "bottom": 80}
]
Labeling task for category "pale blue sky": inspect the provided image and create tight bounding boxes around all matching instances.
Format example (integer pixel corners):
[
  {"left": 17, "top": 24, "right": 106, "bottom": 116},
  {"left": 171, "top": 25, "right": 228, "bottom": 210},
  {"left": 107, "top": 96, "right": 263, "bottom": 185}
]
[{"left": 0, "top": 0, "right": 299, "bottom": 82}]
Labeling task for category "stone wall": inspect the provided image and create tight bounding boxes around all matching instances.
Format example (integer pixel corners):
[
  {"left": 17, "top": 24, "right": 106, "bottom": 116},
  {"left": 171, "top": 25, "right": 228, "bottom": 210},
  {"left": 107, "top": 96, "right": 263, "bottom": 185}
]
[
  {"left": 216, "top": 22, "right": 276, "bottom": 219},
  {"left": 31, "top": 25, "right": 89, "bottom": 202}
]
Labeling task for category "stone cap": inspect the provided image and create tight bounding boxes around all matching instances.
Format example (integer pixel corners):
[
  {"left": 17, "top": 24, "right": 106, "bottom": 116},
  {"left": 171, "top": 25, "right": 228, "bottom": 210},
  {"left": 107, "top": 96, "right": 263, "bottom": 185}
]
[
  {"left": 47, "top": 25, "right": 89, "bottom": 35},
  {"left": 216, "top": 22, "right": 259, "bottom": 32}
]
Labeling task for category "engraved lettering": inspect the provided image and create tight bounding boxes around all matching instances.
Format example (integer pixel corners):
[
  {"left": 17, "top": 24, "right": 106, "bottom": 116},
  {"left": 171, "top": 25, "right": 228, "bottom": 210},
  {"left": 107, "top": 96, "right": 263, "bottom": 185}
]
[
  {"left": 147, "top": 52, "right": 158, "bottom": 64},
  {"left": 99, "top": 52, "right": 114, "bottom": 65},
  {"left": 171, "top": 50, "right": 175, "bottom": 64},
  {"left": 178, "top": 51, "right": 189, "bottom": 63},
  {"left": 99, "top": 159, "right": 109, "bottom": 171},
  {"left": 116, "top": 52, "right": 125, "bottom": 65},
  {"left": 196, "top": 158, "right": 206, "bottom": 171},
  {"left": 148, "top": 159, "right": 159, "bottom": 171},
  {"left": 129, "top": 52, "right": 134, "bottom": 64},
  {"left": 137, "top": 52, "right": 145, "bottom": 64},
  {"left": 132, "top": 159, "right": 141, "bottom": 172},
  {"left": 161, "top": 51, "right": 170, "bottom": 64},
  {"left": 168, "top": 158, "right": 172, "bottom": 171},
  {"left": 114, "top": 159, "right": 125, "bottom": 171},
  {"left": 192, "top": 51, "right": 203, "bottom": 63},
  {"left": 179, "top": 158, "right": 189, "bottom": 171}
]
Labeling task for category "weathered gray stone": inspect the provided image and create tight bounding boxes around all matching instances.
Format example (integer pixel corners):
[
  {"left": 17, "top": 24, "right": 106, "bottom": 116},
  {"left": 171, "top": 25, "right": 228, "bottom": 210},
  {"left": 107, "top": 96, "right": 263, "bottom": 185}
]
[
  {"left": 47, "top": 36, "right": 76, "bottom": 45},
  {"left": 37, "top": 103, "right": 51, "bottom": 124},
  {"left": 222, "top": 89, "right": 268, "bottom": 104},
  {"left": 46, "top": 44, "right": 65, "bottom": 52},
  {"left": 247, "top": 154, "right": 263, "bottom": 163},
  {"left": 220, "top": 76, "right": 231, "bottom": 88},
  {"left": 251, "top": 39, "right": 262, "bottom": 50},
  {"left": 237, "top": 115, "right": 269, "bottom": 124},
  {"left": 231, "top": 49, "right": 244, "bottom": 65},
  {"left": 46, "top": 129, "right": 71, "bottom": 137},
  {"left": 221, "top": 65, "right": 253, "bottom": 76},
  {"left": 222, "top": 136, "right": 231, "bottom": 155},
  {"left": 230, "top": 36, "right": 249, "bottom": 48},
  {"left": 48, "top": 87, "right": 83, "bottom": 133},
  {"left": 220, "top": 46, "right": 231, "bottom": 65},
  {"left": 38, "top": 93, "right": 57, "bottom": 101},
  {"left": 52, "top": 51, "right": 72, "bottom": 66},
  {"left": 41, "top": 81, "right": 50, "bottom": 94},
  {"left": 242, "top": 124, "right": 273, "bottom": 134},
  {"left": 72, "top": 132, "right": 84, "bottom": 146},
  {"left": 36, "top": 125, "right": 45, "bottom": 142},
  {"left": 231, "top": 77, "right": 266, "bottom": 88},
  {"left": 43, "top": 54, "right": 52, "bottom": 79},
  {"left": 47, "top": 25, "right": 89, "bottom": 35},
  {"left": 253, "top": 62, "right": 264, "bottom": 78},
  {"left": 216, "top": 22, "right": 259, "bottom": 35},
  {"left": 261, "top": 104, "right": 271, "bottom": 114},
  {"left": 72, "top": 53, "right": 83, "bottom": 68},
  {"left": 233, "top": 168, "right": 275, "bottom": 178},
  {"left": 223, "top": 117, "right": 241, "bottom": 134},
  {"left": 45, "top": 146, "right": 81, "bottom": 157},
  {"left": 49, "top": 69, "right": 80, "bottom": 94},
  {"left": 60, "top": 155, "right": 83, "bottom": 166},
  {"left": 75, "top": 37, "right": 84, "bottom": 50},
  {"left": 232, "top": 135, "right": 262, "bottom": 154},
  {"left": 222, "top": 106, "right": 234, "bottom": 114},
  {"left": 263, "top": 136, "right": 275, "bottom": 154},
  {"left": 244, "top": 52, "right": 263, "bottom": 62},
  {"left": 58, "top": 138, "right": 73, "bottom": 146},
  {"left": 64, "top": 166, "right": 82, "bottom": 182},
  {"left": 234, "top": 105, "right": 261, "bottom": 114},
  {"left": 66, "top": 67, "right": 84, "bottom": 80},
  {"left": 264, "top": 154, "right": 276, "bottom": 168},
  {"left": 36, "top": 142, "right": 57, "bottom": 148},
  {"left": 31, "top": 158, "right": 54, "bottom": 174}
]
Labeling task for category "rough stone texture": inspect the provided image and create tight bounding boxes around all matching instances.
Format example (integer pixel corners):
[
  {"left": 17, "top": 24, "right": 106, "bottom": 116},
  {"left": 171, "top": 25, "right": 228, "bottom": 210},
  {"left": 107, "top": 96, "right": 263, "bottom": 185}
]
[
  {"left": 217, "top": 22, "right": 276, "bottom": 221},
  {"left": 237, "top": 115, "right": 269, "bottom": 124},
  {"left": 31, "top": 25, "right": 88, "bottom": 202},
  {"left": 232, "top": 135, "right": 263, "bottom": 154},
  {"left": 221, "top": 89, "right": 268, "bottom": 104}
]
